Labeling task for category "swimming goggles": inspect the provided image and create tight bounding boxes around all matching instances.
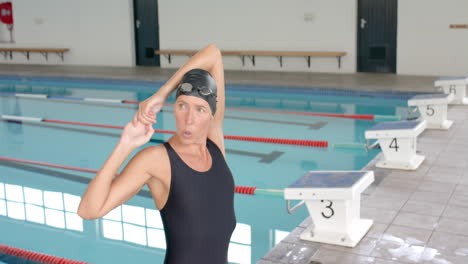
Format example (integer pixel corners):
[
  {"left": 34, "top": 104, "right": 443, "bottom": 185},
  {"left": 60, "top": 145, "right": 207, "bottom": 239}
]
[{"left": 177, "top": 82, "right": 215, "bottom": 97}]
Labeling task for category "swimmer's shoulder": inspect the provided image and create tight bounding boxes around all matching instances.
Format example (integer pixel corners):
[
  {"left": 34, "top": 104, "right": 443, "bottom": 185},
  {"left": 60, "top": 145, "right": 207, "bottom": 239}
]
[{"left": 133, "top": 144, "right": 170, "bottom": 183}]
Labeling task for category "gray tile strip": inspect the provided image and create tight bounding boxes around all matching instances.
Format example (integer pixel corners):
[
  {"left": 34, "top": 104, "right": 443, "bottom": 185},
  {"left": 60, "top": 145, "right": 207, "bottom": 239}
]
[{"left": 263, "top": 104, "right": 468, "bottom": 264}]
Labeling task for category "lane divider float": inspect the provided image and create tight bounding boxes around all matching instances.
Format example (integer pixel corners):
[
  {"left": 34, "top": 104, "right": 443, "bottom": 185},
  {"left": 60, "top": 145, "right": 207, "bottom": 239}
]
[
  {"left": 0, "top": 244, "right": 88, "bottom": 264},
  {"left": 0, "top": 91, "right": 401, "bottom": 121},
  {"left": 0, "top": 156, "right": 284, "bottom": 197},
  {"left": 0, "top": 115, "right": 329, "bottom": 148}
]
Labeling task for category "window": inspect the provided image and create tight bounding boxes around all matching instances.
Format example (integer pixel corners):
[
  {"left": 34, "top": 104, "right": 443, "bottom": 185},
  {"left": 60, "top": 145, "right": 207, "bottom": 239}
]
[
  {"left": 101, "top": 204, "right": 166, "bottom": 249},
  {"left": 0, "top": 182, "right": 83, "bottom": 232}
]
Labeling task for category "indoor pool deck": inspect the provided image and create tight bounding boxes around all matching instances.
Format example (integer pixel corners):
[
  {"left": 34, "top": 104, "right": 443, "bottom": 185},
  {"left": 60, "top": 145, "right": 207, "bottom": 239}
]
[{"left": 1, "top": 65, "right": 468, "bottom": 264}]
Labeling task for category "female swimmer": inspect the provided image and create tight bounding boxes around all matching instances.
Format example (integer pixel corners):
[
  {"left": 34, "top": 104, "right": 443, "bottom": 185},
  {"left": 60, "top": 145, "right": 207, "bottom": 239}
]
[{"left": 78, "top": 44, "right": 236, "bottom": 264}]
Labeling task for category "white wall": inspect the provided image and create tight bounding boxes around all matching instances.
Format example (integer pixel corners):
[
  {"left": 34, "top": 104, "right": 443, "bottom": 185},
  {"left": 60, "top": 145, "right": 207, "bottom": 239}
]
[
  {"left": 397, "top": 0, "right": 468, "bottom": 76},
  {"left": 158, "top": 0, "right": 358, "bottom": 73},
  {"left": 1, "top": 0, "right": 467, "bottom": 76},
  {"left": 0, "top": 0, "right": 135, "bottom": 66}
]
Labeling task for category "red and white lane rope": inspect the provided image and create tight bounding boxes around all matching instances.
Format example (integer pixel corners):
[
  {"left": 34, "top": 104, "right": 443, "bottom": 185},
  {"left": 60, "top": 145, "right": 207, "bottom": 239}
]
[
  {"left": 0, "top": 91, "right": 400, "bottom": 121},
  {"left": 0, "top": 115, "right": 328, "bottom": 148},
  {"left": 0, "top": 156, "right": 284, "bottom": 197},
  {"left": 0, "top": 244, "right": 88, "bottom": 264},
  {"left": 228, "top": 107, "right": 375, "bottom": 120}
]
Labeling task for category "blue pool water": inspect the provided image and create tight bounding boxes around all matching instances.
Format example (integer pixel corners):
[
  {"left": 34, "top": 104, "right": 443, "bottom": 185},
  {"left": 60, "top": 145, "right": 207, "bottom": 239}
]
[{"left": 0, "top": 76, "right": 414, "bottom": 264}]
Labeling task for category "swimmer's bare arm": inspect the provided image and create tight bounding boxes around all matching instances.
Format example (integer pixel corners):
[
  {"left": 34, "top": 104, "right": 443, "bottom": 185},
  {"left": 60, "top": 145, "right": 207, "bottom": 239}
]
[
  {"left": 77, "top": 122, "right": 156, "bottom": 220},
  {"left": 134, "top": 44, "right": 226, "bottom": 155},
  {"left": 206, "top": 46, "right": 226, "bottom": 156}
]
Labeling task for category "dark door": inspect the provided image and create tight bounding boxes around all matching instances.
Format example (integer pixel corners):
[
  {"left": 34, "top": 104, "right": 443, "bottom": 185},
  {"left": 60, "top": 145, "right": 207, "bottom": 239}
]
[
  {"left": 134, "top": 0, "right": 160, "bottom": 66},
  {"left": 357, "top": 0, "right": 397, "bottom": 73}
]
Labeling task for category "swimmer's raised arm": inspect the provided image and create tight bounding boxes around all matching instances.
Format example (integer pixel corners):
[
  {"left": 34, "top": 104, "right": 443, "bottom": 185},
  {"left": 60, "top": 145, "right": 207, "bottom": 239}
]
[
  {"left": 135, "top": 44, "right": 226, "bottom": 152},
  {"left": 77, "top": 121, "right": 155, "bottom": 220},
  {"left": 134, "top": 44, "right": 225, "bottom": 126}
]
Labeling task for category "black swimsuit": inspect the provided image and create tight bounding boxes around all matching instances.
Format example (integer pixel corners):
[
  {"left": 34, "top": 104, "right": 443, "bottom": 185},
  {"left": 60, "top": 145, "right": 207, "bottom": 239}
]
[{"left": 160, "top": 138, "right": 237, "bottom": 264}]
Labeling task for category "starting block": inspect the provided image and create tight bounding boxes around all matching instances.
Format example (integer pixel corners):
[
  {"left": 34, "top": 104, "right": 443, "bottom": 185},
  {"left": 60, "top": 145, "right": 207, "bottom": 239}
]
[
  {"left": 284, "top": 171, "right": 374, "bottom": 247},
  {"left": 365, "top": 120, "right": 426, "bottom": 170},
  {"left": 408, "top": 93, "right": 454, "bottom": 130},
  {"left": 434, "top": 76, "right": 468, "bottom": 105}
]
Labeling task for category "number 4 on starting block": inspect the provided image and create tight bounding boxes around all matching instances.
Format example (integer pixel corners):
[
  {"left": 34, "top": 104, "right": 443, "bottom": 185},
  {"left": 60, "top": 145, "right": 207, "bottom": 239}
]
[{"left": 365, "top": 120, "right": 426, "bottom": 170}]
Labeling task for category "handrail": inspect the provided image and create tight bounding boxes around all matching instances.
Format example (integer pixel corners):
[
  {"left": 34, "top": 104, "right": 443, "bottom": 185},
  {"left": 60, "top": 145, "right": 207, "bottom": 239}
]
[{"left": 286, "top": 200, "right": 305, "bottom": 214}]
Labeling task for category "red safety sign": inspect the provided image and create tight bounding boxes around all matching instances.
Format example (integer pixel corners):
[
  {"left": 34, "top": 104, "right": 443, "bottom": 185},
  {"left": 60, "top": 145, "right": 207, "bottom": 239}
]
[{"left": 0, "top": 2, "right": 13, "bottom": 25}]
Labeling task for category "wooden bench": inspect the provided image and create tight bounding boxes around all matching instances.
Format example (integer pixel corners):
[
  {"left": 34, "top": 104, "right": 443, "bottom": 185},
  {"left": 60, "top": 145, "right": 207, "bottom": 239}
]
[
  {"left": 0, "top": 48, "right": 70, "bottom": 61},
  {"left": 156, "top": 50, "right": 346, "bottom": 68}
]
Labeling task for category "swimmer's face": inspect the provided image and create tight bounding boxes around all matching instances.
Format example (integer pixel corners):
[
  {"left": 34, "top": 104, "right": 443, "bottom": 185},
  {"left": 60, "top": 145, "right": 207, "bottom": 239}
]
[{"left": 174, "top": 95, "right": 213, "bottom": 144}]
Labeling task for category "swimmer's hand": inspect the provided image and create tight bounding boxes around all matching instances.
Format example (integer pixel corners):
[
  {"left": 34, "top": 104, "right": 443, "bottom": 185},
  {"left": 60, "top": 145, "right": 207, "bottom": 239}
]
[
  {"left": 133, "top": 93, "right": 165, "bottom": 126},
  {"left": 119, "top": 121, "right": 154, "bottom": 149}
]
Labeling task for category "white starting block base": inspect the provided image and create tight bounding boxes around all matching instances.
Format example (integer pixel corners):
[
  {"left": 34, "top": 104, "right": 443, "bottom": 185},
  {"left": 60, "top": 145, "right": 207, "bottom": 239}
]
[
  {"left": 428, "top": 120, "right": 453, "bottom": 130},
  {"left": 365, "top": 121, "right": 426, "bottom": 170},
  {"left": 285, "top": 171, "right": 374, "bottom": 247},
  {"left": 408, "top": 93, "right": 454, "bottom": 130},
  {"left": 300, "top": 218, "right": 373, "bottom": 247},
  {"left": 442, "top": 86, "right": 468, "bottom": 105},
  {"left": 376, "top": 153, "right": 425, "bottom": 170},
  {"left": 434, "top": 77, "right": 468, "bottom": 105}
]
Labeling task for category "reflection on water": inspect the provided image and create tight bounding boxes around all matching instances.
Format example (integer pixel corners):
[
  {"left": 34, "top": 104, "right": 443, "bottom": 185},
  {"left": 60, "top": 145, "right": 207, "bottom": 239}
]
[
  {"left": 0, "top": 182, "right": 82, "bottom": 231},
  {"left": 0, "top": 181, "right": 271, "bottom": 264}
]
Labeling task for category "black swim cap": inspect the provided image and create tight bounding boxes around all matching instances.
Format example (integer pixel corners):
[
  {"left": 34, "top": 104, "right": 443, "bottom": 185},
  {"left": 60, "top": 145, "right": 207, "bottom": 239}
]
[{"left": 175, "top": 69, "right": 217, "bottom": 115}]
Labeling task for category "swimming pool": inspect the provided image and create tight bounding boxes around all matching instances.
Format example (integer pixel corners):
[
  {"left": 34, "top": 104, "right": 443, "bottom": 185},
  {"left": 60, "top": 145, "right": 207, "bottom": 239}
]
[{"left": 0, "top": 76, "right": 415, "bottom": 264}]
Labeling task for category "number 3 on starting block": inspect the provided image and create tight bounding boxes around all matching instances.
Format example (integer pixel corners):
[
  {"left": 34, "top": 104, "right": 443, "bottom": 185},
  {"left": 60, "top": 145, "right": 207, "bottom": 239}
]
[{"left": 284, "top": 171, "right": 374, "bottom": 247}]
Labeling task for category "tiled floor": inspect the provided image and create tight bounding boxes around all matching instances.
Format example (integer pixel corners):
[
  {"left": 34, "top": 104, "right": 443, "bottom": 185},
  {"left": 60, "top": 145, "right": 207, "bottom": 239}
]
[
  {"left": 0, "top": 64, "right": 437, "bottom": 92},
  {"left": 1, "top": 64, "right": 467, "bottom": 264},
  {"left": 262, "top": 105, "right": 468, "bottom": 264}
]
